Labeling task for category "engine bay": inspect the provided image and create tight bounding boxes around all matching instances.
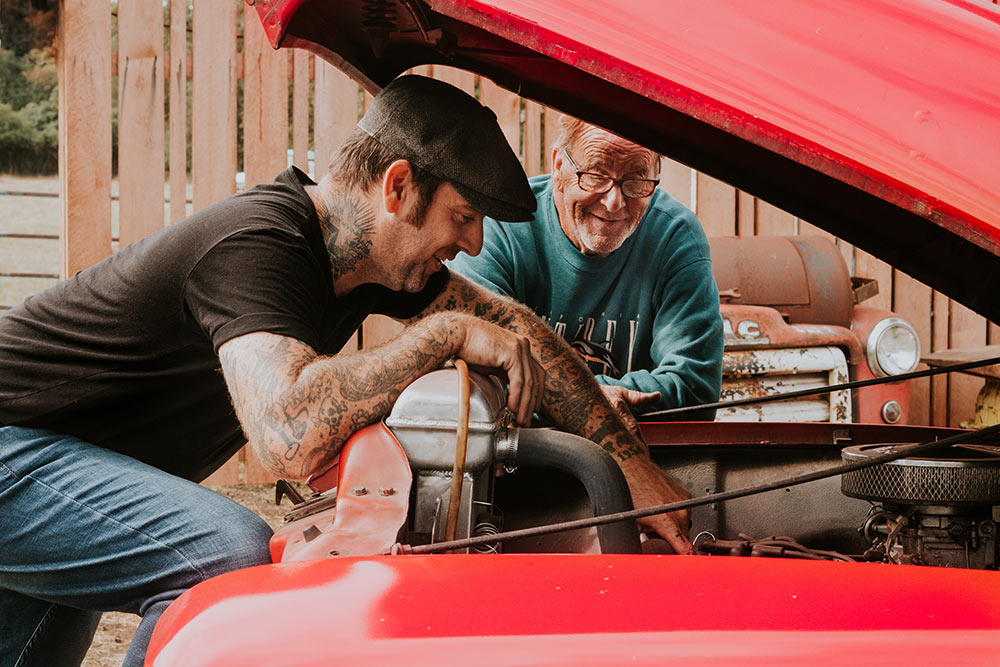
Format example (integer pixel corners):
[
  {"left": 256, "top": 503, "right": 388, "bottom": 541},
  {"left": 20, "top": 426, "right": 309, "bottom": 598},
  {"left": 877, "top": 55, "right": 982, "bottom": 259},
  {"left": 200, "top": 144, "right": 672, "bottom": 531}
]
[{"left": 275, "top": 368, "right": 1000, "bottom": 570}]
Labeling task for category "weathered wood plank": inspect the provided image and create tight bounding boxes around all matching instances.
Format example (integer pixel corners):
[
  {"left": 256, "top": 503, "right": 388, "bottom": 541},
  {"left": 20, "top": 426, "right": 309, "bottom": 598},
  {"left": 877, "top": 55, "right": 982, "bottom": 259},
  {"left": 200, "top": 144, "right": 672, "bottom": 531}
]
[
  {"left": 797, "top": 219, "right": 835, "bottom": 242},
  {"left": 755, "top": 198, "right": 796, "bottom": 237},
  {"left": 542, "top": 107, "right": 555, "bottom": 173},
  {"left": 893, "top": 269, "right": 932, "bottom": 425},
  {"left": 523, "top": 100, "right": 544, "bottom": 177},
  {"left": 854, "top": 249, "right": 892, "bottom": 311},
  {"left": 949, "top": 301, "right": 987, "bottom": 427},
  {"left": 292, "top": 50, "right": 312, "bottom": 175},
  {"left": 243, "top": 12, "right": 288, "bottom": 189},
  {"left": 432, "top": 66, "right": 476, "bottom": 94},
  {"left": 191, "top": 1, "right": 237, "bottom": 212},
  {"left": 736, "top": 190, "right": 755, "bottom": 236},
  {"left": 660, "top": 157, "right": 693, "bottom": 211},
  {"left": 931, "top": 291, "right": 951, "bottom": 426},
  {"left": 168, "top": 0, "right": 188, "bottom": 223},
  {"left": 695, "top": 173, "right": 736, "bottom": 237},
  {"left": 313, "top": 58, "right": 358, "bottom": 182},
  {"left": 58, "top": 0, "right": 112, "bottom": 277},
  {"left": 479, "top": 76, "right": 521, "bottom": 155},
  {"left": 118, "top": 0, "right": 165, "bottom": 247}
]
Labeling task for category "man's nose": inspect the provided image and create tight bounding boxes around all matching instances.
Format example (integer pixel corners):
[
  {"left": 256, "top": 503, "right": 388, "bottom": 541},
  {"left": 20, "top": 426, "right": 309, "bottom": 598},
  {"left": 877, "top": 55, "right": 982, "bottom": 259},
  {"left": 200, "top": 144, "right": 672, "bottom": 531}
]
[
  {"left": 459, "top": 220, "right": 484, "bottom": 257},
  {"left": 600, "top": 182, "right": 626, "bottom": 213}
]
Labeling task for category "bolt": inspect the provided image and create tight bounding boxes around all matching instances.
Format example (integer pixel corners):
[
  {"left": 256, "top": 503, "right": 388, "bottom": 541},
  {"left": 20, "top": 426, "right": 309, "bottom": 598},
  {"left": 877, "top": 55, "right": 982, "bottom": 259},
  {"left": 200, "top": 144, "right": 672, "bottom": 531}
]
[
  {"left": 378, "top": 487, "right": 395, "bottom": 496},
  {"left": 329, "top": 549, "right": 340, "bottom": 556},
  {"left": 352, "top": 486, "right": 368, "bottom": 496},
  {"left": 981, "top": 522, "right": 995, "bottom": 536}
]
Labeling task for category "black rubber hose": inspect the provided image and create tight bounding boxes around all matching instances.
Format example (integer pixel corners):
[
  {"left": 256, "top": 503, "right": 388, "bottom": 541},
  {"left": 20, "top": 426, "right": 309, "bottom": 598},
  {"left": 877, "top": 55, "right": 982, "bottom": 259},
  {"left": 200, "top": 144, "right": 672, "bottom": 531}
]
[{"left": 516, "top": 428, "right": 641, "bottom": 554}]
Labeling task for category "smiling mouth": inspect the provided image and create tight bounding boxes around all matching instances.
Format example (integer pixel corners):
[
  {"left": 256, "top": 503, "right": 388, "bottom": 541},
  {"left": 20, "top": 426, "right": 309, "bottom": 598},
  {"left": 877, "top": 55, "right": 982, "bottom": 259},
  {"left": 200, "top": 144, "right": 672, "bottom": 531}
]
[{"left": 588, "top": 212, "right": 627, "bottom": 224}]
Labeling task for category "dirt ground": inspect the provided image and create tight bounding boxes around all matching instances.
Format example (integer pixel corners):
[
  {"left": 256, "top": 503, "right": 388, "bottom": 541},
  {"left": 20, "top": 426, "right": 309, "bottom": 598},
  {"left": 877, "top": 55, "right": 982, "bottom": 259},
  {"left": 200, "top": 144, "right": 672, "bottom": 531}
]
[{"left": 81, "top": 483, "right": 301, "bottom": 667}]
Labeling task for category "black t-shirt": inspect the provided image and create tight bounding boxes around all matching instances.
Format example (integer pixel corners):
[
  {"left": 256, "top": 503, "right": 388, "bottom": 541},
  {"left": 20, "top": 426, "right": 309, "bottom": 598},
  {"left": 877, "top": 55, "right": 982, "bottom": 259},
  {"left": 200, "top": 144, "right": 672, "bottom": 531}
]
[{"left": 0, "top": 167, "right": 447, "bottom": 481}]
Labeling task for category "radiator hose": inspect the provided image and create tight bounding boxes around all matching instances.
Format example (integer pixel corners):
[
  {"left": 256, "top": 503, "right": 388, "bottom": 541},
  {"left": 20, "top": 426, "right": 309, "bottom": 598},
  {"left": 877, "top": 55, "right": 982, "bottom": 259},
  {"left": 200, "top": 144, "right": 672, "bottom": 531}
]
[{"left": 515, "top": 428, "right": 642, "bottom": 554}]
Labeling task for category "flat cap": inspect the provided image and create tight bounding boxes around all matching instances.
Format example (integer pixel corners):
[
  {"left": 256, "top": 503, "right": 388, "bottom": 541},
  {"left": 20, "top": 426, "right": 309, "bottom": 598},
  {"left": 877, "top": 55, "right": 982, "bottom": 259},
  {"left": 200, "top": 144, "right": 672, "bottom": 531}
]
[{"left": 358, "top": 74, "right": 536, "bottom": 222}]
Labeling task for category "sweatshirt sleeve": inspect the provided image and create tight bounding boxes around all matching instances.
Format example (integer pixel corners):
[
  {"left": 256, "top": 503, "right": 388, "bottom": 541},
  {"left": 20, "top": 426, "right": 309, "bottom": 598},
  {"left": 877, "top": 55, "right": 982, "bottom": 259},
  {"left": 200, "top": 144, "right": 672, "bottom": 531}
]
[{"left": 595, "top": 257, "right": 723, "bottom": 420}]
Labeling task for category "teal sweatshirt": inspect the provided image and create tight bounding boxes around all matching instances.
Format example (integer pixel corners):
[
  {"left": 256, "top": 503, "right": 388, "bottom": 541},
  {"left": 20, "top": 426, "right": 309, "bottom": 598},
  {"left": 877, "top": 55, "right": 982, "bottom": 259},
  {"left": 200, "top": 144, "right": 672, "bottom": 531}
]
[{"left": 448, "top": 175, "right": 722, "bottom": 419}]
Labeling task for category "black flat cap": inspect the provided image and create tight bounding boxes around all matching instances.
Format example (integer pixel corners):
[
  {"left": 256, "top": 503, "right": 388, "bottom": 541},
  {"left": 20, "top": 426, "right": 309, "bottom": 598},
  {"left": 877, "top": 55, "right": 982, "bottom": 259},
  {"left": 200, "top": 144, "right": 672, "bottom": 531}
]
[{"left": 358, "top": 75, "right": 536, "bottom": 222}]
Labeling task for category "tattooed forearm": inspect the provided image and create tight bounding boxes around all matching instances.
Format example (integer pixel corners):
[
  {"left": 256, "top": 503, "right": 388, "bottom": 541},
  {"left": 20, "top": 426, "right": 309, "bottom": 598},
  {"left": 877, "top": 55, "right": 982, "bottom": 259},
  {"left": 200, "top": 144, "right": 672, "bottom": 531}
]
[
  {"left": 219, "top": 315, "right": 464, "bottom": 479},
  {"left": 416, "top": 274, "right": 646, "bottom": 461}
]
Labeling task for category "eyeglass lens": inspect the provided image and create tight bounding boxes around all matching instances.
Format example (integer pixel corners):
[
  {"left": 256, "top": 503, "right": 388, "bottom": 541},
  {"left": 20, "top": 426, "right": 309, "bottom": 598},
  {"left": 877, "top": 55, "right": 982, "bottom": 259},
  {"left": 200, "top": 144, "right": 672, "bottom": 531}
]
[{"left": 564, "top": 149, "right": 657, "bottom": 198}]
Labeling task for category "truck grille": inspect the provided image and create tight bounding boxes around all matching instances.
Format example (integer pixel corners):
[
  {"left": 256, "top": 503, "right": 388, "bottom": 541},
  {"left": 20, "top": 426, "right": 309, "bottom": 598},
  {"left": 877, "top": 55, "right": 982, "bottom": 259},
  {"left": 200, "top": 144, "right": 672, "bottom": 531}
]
[{"left": 716, "top": 346, "right": 852, "bottom": 423}]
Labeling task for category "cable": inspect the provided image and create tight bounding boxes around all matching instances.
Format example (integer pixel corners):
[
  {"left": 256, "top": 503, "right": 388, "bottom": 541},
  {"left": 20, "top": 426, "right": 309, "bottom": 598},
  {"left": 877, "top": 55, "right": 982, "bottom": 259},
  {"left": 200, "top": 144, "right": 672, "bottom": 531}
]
[{"left": 444, "top": 359, "right": 471, "bottom": 545}]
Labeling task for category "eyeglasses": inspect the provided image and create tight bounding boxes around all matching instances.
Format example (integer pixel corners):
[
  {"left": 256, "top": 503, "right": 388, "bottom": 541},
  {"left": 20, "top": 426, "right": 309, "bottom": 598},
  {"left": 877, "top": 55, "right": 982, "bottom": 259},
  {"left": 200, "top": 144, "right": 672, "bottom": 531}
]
[{"left": 562, "top": 149, "right": 659, "bottom": 198}]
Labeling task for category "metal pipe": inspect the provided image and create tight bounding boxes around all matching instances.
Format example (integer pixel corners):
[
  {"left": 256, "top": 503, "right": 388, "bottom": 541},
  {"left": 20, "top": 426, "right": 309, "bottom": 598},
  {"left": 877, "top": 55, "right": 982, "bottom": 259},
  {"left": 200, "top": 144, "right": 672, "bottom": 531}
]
[{"left": 515, "top": 428, "right": 641, "bottom": 554}]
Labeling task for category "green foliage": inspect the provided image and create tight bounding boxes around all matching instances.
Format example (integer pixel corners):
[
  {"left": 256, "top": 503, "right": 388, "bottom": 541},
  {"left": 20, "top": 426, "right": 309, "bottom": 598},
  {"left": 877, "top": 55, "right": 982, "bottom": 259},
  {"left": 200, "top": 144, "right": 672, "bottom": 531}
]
[{"left": 0, "top": 45, "right": 57, "bottom": 173}]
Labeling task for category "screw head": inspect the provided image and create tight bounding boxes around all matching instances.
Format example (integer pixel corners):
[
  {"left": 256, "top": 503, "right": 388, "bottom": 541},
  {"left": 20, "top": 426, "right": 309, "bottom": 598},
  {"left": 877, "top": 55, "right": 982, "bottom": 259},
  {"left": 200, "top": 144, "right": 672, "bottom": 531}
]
[
  {"left": 378, "top": 487, "right": 395, "bottom": 496},
  {"left": 352, "top": 486, "right": 368, "bottom": 496},
  {"left": 881, "top": 400, "right": 902, "bottom": 424}
]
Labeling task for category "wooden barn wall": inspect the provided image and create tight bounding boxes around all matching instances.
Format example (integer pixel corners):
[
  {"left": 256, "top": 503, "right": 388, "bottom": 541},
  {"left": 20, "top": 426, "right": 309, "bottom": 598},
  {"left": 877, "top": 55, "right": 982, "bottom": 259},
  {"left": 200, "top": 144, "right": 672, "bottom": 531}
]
[{"left": 48, "top": 2, "right": 997, "bottom": 485}]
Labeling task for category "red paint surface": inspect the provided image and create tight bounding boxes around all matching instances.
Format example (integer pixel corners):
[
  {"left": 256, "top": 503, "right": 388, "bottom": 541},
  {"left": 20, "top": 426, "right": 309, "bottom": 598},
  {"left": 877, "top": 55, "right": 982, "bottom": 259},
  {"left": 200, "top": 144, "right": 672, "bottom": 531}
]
[{"left": 148, "top": 555, "right": 1000, "bottom": 664}]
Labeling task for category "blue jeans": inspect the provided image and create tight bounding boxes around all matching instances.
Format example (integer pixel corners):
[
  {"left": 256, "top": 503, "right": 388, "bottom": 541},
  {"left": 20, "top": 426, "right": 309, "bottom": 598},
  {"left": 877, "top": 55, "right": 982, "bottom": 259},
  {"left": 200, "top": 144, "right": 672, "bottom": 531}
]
[{"left": 0, "top": 426, "right": 274, "bottom": 666}]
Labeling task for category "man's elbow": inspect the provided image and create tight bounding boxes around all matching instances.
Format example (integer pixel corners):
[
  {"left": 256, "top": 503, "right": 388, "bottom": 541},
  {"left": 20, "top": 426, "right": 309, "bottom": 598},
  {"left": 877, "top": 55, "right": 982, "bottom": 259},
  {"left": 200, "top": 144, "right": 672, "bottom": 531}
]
[{"left": 249, "top": 428, "right": 345, "bottom": 480}]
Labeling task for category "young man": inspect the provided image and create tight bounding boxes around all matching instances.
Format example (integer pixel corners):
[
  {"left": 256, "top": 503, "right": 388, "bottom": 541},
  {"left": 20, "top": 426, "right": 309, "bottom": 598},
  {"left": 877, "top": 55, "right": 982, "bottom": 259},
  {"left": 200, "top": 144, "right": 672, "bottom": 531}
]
[
  {"left": 449, "top": 116, "right": 723, "bottom": 424},
  {"left": 0, "top": 76, "right": 691, "bottom": 667}
]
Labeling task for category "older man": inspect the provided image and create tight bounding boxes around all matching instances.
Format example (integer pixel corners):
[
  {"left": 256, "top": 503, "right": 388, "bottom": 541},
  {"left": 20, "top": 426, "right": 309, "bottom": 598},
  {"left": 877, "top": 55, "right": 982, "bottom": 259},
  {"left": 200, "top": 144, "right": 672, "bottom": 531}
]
[
  {"left": 0, "top": 77, "right": 693, "bottom": 667},
  {"left": 449, "top": 116, "right": 723, "bottom": 421}
]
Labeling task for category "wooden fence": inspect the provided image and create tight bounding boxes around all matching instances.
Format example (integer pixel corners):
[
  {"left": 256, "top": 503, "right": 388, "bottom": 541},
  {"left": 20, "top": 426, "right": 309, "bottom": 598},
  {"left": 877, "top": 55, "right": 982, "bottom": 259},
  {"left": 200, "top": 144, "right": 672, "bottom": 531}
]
[{"left": 41, "top": 1, "right": 999, "bottom": 484}]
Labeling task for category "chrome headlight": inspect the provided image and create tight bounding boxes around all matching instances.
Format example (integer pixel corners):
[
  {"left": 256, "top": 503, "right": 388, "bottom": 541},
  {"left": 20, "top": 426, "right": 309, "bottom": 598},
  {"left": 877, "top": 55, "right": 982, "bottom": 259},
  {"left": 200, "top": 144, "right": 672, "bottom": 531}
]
[{"left": 866, "top": 317, "right": 921, "bottom": 377}]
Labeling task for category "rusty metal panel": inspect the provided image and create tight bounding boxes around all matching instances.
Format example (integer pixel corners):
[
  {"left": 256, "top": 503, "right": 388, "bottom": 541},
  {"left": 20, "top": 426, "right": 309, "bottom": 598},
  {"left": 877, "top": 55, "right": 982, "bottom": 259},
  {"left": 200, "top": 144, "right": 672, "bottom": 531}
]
[
  {"left": 718, "top": 346, "right": 852, "bottom": 422},
  {"left": 721, "top": 304, "right": 863, "bottom": 364},
  {"left": 712, "top": 236, "right": 853, "bottom": 326}
]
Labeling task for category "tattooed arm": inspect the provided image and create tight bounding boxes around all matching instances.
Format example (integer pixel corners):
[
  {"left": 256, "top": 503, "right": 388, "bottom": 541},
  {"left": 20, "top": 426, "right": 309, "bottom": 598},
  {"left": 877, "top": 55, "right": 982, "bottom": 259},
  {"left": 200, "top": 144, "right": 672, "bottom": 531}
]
[
  {"left": 405, "top": 272, "right": 695, "bottom": 554},
  {"left": 218, "top": 311, "right": 544, "bottom": 480}
]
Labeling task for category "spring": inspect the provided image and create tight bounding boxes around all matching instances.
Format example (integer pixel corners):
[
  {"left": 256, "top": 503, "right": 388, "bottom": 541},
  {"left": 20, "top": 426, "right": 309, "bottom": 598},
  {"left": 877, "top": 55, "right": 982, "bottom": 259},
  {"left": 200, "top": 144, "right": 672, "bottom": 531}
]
[
  {"left": 471, "top": 521, "right": 501, "bottom": 554},
  {"left": 361, "top": 0, "right": 397, "bottom": 33}
]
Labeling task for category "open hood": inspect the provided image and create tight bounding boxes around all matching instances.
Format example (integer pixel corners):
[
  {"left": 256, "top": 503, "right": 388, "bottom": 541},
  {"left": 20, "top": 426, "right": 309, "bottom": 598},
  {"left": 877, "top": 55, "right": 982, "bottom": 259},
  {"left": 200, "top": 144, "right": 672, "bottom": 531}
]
[{"left": 251, "top": 0, "right": 1000, "bottom": 322}]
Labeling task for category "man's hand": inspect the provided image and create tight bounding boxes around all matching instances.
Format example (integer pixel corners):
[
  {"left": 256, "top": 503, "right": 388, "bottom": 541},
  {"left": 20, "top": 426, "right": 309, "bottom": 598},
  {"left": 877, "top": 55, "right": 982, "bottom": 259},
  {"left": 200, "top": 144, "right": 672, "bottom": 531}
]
[
  {"left": 599, "top": 385, "right": 661, "bottom": 411},
  {"left": 619, "top": 456, "right": 694, "bottom": 555},
  {"left": 598, "top": 385, "right": 659, "bottom": 443},
  {"left": 454, "top": 315, "right": 546, "bottom": 426}
]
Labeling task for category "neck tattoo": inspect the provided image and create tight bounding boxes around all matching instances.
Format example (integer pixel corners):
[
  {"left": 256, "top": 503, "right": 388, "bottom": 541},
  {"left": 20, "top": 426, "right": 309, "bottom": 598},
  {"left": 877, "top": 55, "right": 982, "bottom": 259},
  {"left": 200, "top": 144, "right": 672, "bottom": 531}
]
[{"left": 319, "top": 194, "right": 376, "bottom": 281}]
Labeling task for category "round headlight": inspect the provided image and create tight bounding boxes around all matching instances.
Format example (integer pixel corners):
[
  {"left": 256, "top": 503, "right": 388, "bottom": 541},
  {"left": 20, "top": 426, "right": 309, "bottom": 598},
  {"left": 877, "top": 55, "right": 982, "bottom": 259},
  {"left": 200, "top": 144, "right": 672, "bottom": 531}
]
[{"left": 866, "top": 317, "right": 921, "bottom": 377}]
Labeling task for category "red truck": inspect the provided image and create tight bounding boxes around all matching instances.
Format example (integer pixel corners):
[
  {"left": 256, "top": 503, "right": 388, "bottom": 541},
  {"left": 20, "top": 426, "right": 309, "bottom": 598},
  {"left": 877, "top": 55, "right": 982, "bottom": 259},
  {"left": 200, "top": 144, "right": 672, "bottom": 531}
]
[{"left": 148, "top": 1, "right": 1000, "bottom": 664}]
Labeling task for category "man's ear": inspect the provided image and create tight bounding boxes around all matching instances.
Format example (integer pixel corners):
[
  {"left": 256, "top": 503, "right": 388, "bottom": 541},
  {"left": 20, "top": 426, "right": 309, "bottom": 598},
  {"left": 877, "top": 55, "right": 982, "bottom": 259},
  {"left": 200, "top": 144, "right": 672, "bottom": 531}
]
[
  {"left": 551, "top": 148, "right": 567, "bottom": 192},
  {"left": 382, "top": 159, "right": 414, "bottom": 215},
  {"left": 551, "top": 147, "right": 562, "bottom": 173}
]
